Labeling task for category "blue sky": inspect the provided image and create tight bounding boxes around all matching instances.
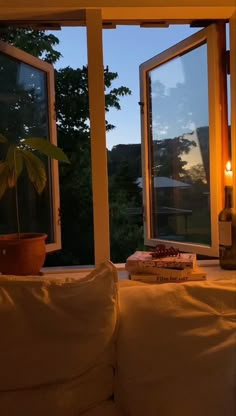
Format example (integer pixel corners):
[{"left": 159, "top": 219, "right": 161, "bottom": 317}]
[{"left": 55, "top": 25, "right": 200, "bottom": 149}]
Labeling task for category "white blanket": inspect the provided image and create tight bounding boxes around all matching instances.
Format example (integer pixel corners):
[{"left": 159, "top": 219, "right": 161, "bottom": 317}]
[{"left": 116, "top": 278, "right": 236, "bottom": 416}]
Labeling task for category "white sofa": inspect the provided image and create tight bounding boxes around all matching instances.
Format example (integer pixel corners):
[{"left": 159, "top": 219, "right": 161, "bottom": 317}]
[{"left": 0, "top": 262, "right": 235, "bottom": 416}]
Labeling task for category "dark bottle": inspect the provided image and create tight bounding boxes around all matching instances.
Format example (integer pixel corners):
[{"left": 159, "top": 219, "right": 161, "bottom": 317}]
[{"left": 218, "top": 186, "right": 236, "bottom": 270}]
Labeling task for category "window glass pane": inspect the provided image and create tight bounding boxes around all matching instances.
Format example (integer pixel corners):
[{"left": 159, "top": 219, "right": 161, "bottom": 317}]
[
  {"left": 147, "top": 42, "right": 211, "bottom": 246},
  {"left": 0, "top": 52, "right": 54, "bottom": 241}
]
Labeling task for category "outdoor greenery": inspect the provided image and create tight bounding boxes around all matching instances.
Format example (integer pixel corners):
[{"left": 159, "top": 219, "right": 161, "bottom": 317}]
[
  {"left": 0, "top": 28, "right": 144, "bottom": 264},
  {"left": 0, "top": 28, "right": 211, "bottom": 264},
  {"left": 0, "top": 134, "right": 69, "bottom": 236}
]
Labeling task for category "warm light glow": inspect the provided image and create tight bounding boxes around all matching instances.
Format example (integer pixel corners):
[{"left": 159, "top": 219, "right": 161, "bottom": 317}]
[
  {"left": 226, "top": 161, "right": 232, "bottom": 171},
  {"left": 224, "top": 161, "right": 233, "bottom": 187}
]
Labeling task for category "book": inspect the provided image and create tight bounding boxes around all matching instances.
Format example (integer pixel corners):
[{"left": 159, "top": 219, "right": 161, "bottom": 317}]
[
  {"left": 130, "top": 267, "right": 206, "bottom": 283},
  {"left": 126, "top": 251, "right": 196, "bottom": 275}
]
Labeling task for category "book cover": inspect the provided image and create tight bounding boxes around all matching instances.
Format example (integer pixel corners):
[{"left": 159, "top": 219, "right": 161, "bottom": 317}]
[
  {"left": 126, "top": 251, "right": 196, "bottom": 274},
  {"left": 130, "top": 267, "right": 206, "bottom": 283}
]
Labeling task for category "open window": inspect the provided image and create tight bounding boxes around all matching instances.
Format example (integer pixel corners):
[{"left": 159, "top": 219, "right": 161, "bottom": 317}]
[
  {"left": 0, "top": 41, "right": 61, "bottom": 251},
  {"left": 140, "top": 24, "right": 227, "bottom": 256}
]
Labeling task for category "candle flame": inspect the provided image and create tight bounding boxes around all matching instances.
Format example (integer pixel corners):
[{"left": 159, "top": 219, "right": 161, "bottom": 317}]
[{"left": 226, "top": 161, "right": 232, "bottom": 172}]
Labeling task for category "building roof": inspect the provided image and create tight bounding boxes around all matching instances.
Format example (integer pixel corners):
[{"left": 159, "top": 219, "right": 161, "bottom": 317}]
[{"left": 136, "top": 177, "right": 191, "bottom": 189}]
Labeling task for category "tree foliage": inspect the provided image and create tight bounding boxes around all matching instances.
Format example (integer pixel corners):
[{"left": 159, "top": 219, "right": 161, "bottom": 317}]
[
  {"left": 0, "top": 28, "right": 61, "bottom": 64},
  {"left": 0, "top": 28, "right": 208, "bottom": 264},
  {"left": 53, "top": 65, "right": 135, "bottom": 264},
  {"left": 152, "top": 135, "right": 196, "bottom": 179},
  {"left": 1, "top": 28, "right": 139, "bottom": 264}
]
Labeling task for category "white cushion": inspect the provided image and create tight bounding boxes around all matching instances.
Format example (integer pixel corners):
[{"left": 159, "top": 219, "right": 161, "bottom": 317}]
[
  {"left": 0, "top": 261, "right": 119, "bottom": 415},
  {"left": 115, "top": 278, "right": 236, "bottom": 416}
]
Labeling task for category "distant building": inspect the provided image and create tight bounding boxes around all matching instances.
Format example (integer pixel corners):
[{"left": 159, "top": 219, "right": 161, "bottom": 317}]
[{"left": 136, "top": 177, "right": 191, "bottom": 189}]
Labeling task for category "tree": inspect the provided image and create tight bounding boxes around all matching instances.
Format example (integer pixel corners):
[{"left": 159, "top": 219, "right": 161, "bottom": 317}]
[
  {"left": 108, "top": 143, "right": 142, "bottom": 178},
  {"left": 109, "top": 162, "right": 144, "bottom": 262},
  {"left": 1, "top": 28, "right": 133, "bottom": 265},
  {"left": 152, "top": 135, "right": 197, "bottom": 180},
  {"left": 184, "top": 163, "right": 207, "bottom": 184},
  {"left": 0, "top": 28, "right": 61, "bottom": 64},
  {"left": 109, "top": 189, "right": 144, "bottom": 262},
  {"left": 50, "top": 65, "right": 132, "bottom": 265}
]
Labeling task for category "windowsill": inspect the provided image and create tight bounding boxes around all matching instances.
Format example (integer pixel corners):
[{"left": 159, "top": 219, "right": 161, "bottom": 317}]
[
  {"left": 0, "top": 260, "right": 235, "bottom": 282},
  {"left": 42, "top": 262, "right": 126, "bottom": 274},
  {"left": 41, "top": 260, "right": 236, "bottom": 281}
]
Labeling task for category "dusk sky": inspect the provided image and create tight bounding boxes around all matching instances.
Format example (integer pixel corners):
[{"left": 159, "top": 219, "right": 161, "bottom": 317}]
[{"left": 54, "top": 25, "right": 202, "bottom": 149}]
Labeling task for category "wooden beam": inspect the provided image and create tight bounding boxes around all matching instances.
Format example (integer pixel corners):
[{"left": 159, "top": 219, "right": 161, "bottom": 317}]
[
  {"left": 0, "top": 0, "right": 235, "bottom": 8},
  {"left": 86, "top": 9, "right": 110, "bottom": 265},
  {"left": 216, "top": 22, "right": 229, "bottom": 202},
  {"left": 230, "top": 12, "right": 236, "bottom": 210},
  {"left": 0, "top": 5, "right": 235, "bottom": 22},
  {"left": 101, "top": 7, "right": 236, "bottom": 21}
]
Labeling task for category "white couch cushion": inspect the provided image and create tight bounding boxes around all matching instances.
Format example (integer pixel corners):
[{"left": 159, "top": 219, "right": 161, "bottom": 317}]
[
  {"left": 115, "top": 278, "right": 236, "bottom": 416},
  {"left": 0, "top": 261, "right": 119, "bottom": 416}
]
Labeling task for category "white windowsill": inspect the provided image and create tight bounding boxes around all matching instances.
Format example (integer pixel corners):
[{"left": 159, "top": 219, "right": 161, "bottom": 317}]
[
  {"left": 41, "top": 260, "right": 236, "bottom": 281},
  {"left": 1, "top": 260, "right": 235, "bottom": 282}
]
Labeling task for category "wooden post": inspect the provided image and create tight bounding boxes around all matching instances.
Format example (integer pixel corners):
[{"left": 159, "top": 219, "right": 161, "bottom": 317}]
[
  {"left": 86, "top": 9, "right": 110, "bottom": 265},
  {"left": 230, "top": 12, "right": 236, "bottom": 210},
  {"left": 217, "top": 23, "right": 229, "bottom": 195}
]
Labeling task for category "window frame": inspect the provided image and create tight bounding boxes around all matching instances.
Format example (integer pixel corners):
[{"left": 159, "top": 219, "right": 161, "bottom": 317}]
[
  {"left": 139, "top": 23, "right": 225, "bottom": 256},
  {"left": 0, "top": 40, "right": 61, "bottom": 252}
]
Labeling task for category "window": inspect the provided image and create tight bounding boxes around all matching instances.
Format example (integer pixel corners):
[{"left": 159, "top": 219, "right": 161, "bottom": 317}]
[
  {"left": 140, "top": 24, "right": 226, "bottom": 256},
  {"left": 0, "top": 41, "right": 61, "bottom": 251}
]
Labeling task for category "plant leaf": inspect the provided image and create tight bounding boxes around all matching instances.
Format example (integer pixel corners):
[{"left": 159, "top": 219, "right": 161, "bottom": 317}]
[
  {"left": 0, "top": 161, "right": 17, "bottom": 196},
  {"left": 6, "top": 144, "right": 17, "bottom": 170},
  {"left": 0, "top": 161, "right": 6, "bottom": 175},
  {"left": 16, "top": 149, "right": 23, "bottom": 177},
  {"left": 22, "top": 137, "right": 70, "bottom": 163},
  {"left": 21, "top": 150, "right": 47, "bottom": 194},
  {"left": 0, "top": 162, "right": 9, "bottom": 199},
  {"left": 7, "top": 168, "right": 17, "bottom": 188},
  {"left": 15, "top": 149, "right": 24, "bottom": 178},
  {"left": 5, "top": 145, "right": 23, "bottom": 183},
  {"left": 0, "top": 134, "right": 8, "bottom": 144}
]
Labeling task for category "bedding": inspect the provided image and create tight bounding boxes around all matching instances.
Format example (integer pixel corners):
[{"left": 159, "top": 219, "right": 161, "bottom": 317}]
[
  {"left": 115, "top": 278, "right": 236, "bottom": 416},
  {"left": 0, "top": 261, "right": 119, "bottom": 416}
]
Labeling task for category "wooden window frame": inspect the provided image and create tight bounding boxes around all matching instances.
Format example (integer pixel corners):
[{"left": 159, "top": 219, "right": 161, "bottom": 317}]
[
  {"left": 0, "top": 40, "right": 61, "bottom": 252},
  {"left": 139, "top": 23, "right": 226, "bottom": 256}
]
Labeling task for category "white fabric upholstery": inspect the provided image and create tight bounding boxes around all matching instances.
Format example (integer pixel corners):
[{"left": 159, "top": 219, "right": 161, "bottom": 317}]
[
  {"left": 115, "top": 278, "right": 236, "bottom": 416},
  {"left": 0, "top": 261, "right": 119, "bottom": 416},
  {"left": 0, "top": 264, "right": 235, "bottom": 416}
]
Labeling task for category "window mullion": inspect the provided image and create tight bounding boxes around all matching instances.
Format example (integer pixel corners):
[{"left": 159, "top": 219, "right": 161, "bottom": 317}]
[
  {"left": 230, "top": 12, "right": 236, "bottom": 210},
  {"left": 86, "top": 9, "right": 110, "bottom": 265}
]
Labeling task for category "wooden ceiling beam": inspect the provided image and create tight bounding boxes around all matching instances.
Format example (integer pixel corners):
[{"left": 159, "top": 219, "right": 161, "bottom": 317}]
[{"left": 0, "top": 6, "right": 235, "bottom": 23}]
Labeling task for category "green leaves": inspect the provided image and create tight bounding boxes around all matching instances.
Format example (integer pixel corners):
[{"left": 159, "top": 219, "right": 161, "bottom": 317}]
[
  {"left": 14, "top": 149, "right": 24, "bottom": 178},
  {"left": 0, "top": 29, "right": 62, "bottom": 65},
  {"left": 0, "top": 145, "right": 23, "bottom": 196},
  {"left": 0, "top": 135, "right": 69, "bottom": 199},
  {"left": 0, "top": 162, "right": 9, "bottom": 199},
  {"left": 21, "top": 150, "right": 47, "bottom": 194},
  {"left": 22, "top": 138, "right": 70, "bottom": 163}
]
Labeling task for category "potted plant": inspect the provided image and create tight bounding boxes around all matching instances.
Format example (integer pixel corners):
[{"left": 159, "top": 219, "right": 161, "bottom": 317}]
[{"left": 0, "top": 134, "right": 69, "bottom": 275}]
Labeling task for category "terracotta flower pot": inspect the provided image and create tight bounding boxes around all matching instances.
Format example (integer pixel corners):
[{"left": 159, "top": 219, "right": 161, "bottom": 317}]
[{"left": 0, "top": 233, "right": 47, "bottom": 275}]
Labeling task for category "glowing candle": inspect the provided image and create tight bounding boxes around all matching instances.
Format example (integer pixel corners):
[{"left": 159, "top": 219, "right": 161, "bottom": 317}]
[{"left": 224, "top": 161, "right": 233, "bottom": 187}]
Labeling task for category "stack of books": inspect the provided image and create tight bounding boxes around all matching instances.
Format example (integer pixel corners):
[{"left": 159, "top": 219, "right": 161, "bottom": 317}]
[{"left": 125, "top": 250, "right": 206, "bottom": 283}]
